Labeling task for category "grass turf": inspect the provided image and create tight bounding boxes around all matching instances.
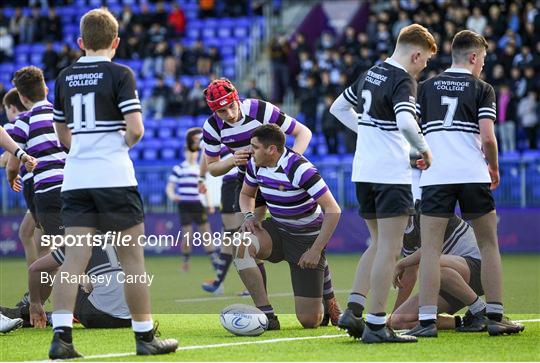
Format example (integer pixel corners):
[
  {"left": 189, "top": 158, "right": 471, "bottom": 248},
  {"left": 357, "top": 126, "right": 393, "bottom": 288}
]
[{"left": 1, "top": 254, "right": 539, "bottom": 361}]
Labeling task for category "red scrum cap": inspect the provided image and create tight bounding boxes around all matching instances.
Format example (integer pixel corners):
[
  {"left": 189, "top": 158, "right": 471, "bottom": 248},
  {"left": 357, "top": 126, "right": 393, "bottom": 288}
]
[{"left": 204, "top": 78, "right": 239, "bottom": 112}]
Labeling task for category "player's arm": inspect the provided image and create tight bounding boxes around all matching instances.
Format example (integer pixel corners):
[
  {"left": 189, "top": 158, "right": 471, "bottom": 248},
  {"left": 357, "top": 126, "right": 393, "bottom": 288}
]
[
  {"left": 392, "top": 265, "right": 419, "bottom": 312},
  {"left": 198, "top": 151, "right": 208, "bottom": 193},
  {"left": 6, "top": 154, "right": 23, "bottom": 192},
  {"left": 289, "top": 121, "right": 311, "bottom": 155},
  {"left": 330, "top": 92, "right": 359, "bottom": 132},
  {"left": 479, "top": 118, "right": 499, "bottom": 189},
  {"left": 165, "top": 181, "right": 180, "bottom": 202},
  {"left": 124, "top": 112, "right": 144, "bottom": 147},
  {"left": 28, "top": 252, "right": 61, "bottom": 328},
  {"left": 54, "top": 122, "right": 72, "bottom": 150},
  {"left": 299, "top": 190, "right": 341, "bottom": 269},
  {"left": 239, "top": 160, "right": 259, "bottom": 233},
  {"left": 0, "top": 126, "right": 36, "bottom": 170}
]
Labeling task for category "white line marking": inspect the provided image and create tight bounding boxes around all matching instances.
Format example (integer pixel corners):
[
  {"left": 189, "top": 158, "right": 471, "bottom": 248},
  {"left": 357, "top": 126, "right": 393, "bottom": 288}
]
[
  {"left": 28, "top": 318, "right": 540, "bottom": 362},
  {"left": 174, "top": 289, "right": 349, "bottom": 303}
]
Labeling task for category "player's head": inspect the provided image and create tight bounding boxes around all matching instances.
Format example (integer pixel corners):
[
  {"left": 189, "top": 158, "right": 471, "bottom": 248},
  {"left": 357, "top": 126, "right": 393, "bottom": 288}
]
[
  {"left": 12, "top": 66, "right": 47, "bottom": 109},
  {"left": 451, "top": 30, "right": 488, "bottom": 77},
  {"left": 185, "top": 127, "right": 203, "bottom": 153},
  {"left": 2, "top": 88, "right": 27, "bottom": 122},
  {"left": 251, "top": 124, "right": 285, "bottom": 167},
  {"left": 204, "top": 78, "right": 240, "bottom": 123},
  {"left": 79, "top": 9, "right": 119, "bottom": 57},
  {"left": 394, "top": 24, "right": 437, "bottom": 76}
]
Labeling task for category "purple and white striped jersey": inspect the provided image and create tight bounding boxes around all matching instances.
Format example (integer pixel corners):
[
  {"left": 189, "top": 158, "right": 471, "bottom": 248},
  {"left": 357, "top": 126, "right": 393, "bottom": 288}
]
[
  {"left": 245, "top": 148, "right": 329, "bottom": 234},
  {"left": 11, "top": 100, "right": 65, "bottom": 193},
  {"left": 3, "top": 114, "right": 33, "bottom": 182},
  {"left": 202, "top": 99, "right": 297, "bottom": 174},
  {"left": 169, "top": 161, "right": 202, "bottom": 203},
  {"left": 220, "top": 145, "right": 238, "bottom": 182}
]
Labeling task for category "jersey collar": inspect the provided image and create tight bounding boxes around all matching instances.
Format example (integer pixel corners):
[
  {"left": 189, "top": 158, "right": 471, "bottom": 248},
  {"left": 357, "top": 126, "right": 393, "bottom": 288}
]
[
  {"left": 384, "top": 58, "right": 408, "bottom": 73},
  {"left": 31, "top": 99, "right": 51, "bottom": 110},
  {"left": 445, "top": 67, "right": 472, "bottom": 74},
  {"left": 78, "top": 56, "right": 111, "bottom": 63}
]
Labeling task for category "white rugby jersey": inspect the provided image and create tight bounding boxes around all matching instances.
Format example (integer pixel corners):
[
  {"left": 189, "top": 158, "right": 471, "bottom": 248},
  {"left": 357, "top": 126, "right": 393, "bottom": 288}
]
[
  {"left": 417, "top": 68, "right": 496, "bottom": 186},
  {"left": 340, "top": 58, "right": 417, "bottom": 184},
  {"left": 53, "top": 56, "right": 141, "bottom": 191},
  {"left": 169, "top": 161, "right": 203, "bottom": 203}
]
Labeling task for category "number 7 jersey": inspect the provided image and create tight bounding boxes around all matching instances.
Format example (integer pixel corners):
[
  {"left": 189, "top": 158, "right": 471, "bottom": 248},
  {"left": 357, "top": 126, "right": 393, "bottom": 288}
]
[
  {"left": 417, "top": 68, "right": 496, "bottom": 186},
  {"left": 53, "top": 56, "right": 142, "bottom": 191}
]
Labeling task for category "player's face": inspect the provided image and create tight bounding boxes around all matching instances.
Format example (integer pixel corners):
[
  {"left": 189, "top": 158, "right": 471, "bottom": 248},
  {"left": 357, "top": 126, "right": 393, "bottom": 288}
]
[
  {"left": 250, "top": 137, "right": 268, "bottom": 167},
  {"left": 4, "top": 105, "right": 17, "bottom": 122},
  {"left": 472, "top": 49, "right": 486, "bottom": 78},
  {"left": 216, "top": 101, "right": 240, "bottom": 123},
  {"left": 413, "top": 49, "right": 432, "bottom": 76}
]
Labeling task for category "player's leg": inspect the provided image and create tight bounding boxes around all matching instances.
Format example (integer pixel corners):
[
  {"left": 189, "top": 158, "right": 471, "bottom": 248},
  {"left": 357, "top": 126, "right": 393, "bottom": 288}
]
[
  {"left": 197, "top": 205, "right": 219, "bottom": 269},
  {"left": 291, "top": 266, "right": 324, "bottom": 329},
  {"left": 462, "top": 184, "right": 523, "bottom": 335},
  {"left": 320, "top": 259, "right": 342, "bottom": 326},
  {"left": 254, "top": 190, "right": 268, "bottom": 290},
  {"left": 389, "top": 294, "right": 454, "bottom": 330},
  {"left": 19, "top": 211, "right": 37, "bottom": 266}
]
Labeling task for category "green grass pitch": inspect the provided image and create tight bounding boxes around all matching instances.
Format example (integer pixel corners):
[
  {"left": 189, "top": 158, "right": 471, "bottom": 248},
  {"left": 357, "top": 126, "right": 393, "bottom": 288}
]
[{"left": 1, "top": 254, "right": 539, "bottom": 361}]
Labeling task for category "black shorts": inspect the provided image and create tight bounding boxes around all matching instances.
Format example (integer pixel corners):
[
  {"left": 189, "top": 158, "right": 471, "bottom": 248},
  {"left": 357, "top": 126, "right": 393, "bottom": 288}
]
[
  {"left": 262, "top": 218, "right": 325, "bottom": 298},
  {"left": 34, "top": 188, "right": 64, "bottom": 235},
  {"left": 421, "top": 183, "right": 495, "bottom": 220},
  {"left": 74, "top": 288, "right": 131, "bottom": 329},
  {"left": 61, "top": 186, "right": 144, "bottom": 232},
  {"left": 439, "top": 257, "right": 484, "bottom": 314},
  {"left": 355, "top": 182, "right": 414, "bottom": 219},
  {"left": 221, "top": 179, "right": 237, "bottom": 214},
  {"left": 233, "top": 174, "right": 267, "bottom": 212},
  {"left": 178, "top": 201, "right": 207, "bottom": 226},
  {"left": 23, "top": 178, "right": 36, "bottom": 220}
]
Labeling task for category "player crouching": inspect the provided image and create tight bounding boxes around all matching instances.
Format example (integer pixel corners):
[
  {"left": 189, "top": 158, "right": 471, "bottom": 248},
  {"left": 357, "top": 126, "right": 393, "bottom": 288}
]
[{"left": 235, "top": 124, "right": 341, "bottom": 328}]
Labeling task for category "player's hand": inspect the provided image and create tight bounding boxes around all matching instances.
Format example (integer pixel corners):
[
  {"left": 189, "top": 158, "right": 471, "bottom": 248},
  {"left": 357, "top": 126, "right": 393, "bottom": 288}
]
[
  {"left": 393, "top": 263, "right": 405, "bottom": 289},
  {"left": 80, "top": 281, "right": 93, "bottom": 293},
  {"left": 240, "top": 217, "right": 260, "bottom": 234},
  {"left": 29, "top": 302, "right": 47, "bottom": 328},
  {"left": 298, "top": 247, "right": 321, "bottom": 269},
  {"left": 8, "top": 175, "right": 22, "bottom": 192},
  {"left": 21, "top": 154, "right": 37, "bottom": 172},
  {"left": 170, "top": 195, "right": 181, "bottom": 202},
  {"left": 208, "top": 206, "right": 216, "bottom": 214},
  {"left": 198, "top": 180, "right": 207, "bottom": 193},
  {"left": 416, "top": 149, "right": 432, "bottom": 170},
  {"left": 233, "top": 149, "right": 251, "bottom": 167},
  {"left": 488, "top": 165, "right": 500, "bottom": 190}
]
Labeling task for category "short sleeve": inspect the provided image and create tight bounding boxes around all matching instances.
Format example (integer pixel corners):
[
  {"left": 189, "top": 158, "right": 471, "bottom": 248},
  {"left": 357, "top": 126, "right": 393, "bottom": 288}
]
[
  {"left": 244, "top": 158, "right": 258, "bottom": 187},
  {"left": 169, "top": 166, "right": 181, "bottom": 183},
  {"left": 253, "top": 99, "right": 297, "bottom": 135},
  {"left": 288, "top": 156, "right": 328, "bottom": 200},
  {"left": 10, "top": 118, "right": 29, "bottom": 149},
  {"left": 392, "top": 75, "right": 417, "bottom": 117},
  {"left": 202, "top": 118, "right": 222, "bottom": 157},
  {"left": 477, "top": 83, "right": 497, "bottom": 122},
  {"left": 53, "top": 76, "right": 65, "bottom": 123},
  {"left": 415, "top": 82, "right": 424, "bottom": 120},
  {"left": 342, "top": 77, "right": 361, "bottom": 107},
  {"left": 117, "top": 67, "right": 142, "bottom": 115}
]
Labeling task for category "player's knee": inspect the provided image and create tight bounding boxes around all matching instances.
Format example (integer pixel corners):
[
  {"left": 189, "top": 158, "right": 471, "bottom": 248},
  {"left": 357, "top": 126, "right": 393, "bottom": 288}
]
[
  {"left": 388, "top": 313, "right": 405, "bottom": 329},
  {"left": 440, "top": 266, "right": 457, "bottom": 283},
  {"left": 296, "top": 313, "right": 322, "bottom": 329},
  {"left": 233, "top": 237, "right": 259, "bottom": 271},
  {"left": 18, "top": 223, "right": 34, "bottom": 243}
]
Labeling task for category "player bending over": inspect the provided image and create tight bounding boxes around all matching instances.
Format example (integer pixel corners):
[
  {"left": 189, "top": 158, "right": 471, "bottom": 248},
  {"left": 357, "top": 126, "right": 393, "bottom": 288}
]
[{"left": 237, "top": 124, "right": 341, "bottom": 329}]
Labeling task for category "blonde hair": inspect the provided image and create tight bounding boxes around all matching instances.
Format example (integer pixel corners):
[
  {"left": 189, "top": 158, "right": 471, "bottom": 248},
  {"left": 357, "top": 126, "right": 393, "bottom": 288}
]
[{"left": 397, "top": 24, "right": 438, "bottom": 53}]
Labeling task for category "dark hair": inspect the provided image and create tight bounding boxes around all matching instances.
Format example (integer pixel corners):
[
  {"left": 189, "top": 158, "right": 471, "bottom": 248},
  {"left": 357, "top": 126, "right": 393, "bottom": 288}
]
[
  {"left": 2, "top": 88, "right": 27, "bottom": 112},
  {"left": 186, "top": 127, "right": 202, "bottom": 152},
  {"left": 451, "top": 30, "right": 488, "bottom": 63},
  {"left": 80, "top": 8, "right": 118, "bottom": 51},
  {"left": 12, "top": 66, "right": 46, "bottom": 103},
  {"left": 252, "top": 124, "right": 285, "bottom": 153}
]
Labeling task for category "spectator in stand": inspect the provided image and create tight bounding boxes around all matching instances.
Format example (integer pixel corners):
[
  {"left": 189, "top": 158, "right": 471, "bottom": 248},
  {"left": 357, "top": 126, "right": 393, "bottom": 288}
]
[
  {"left": 42, "top": 42, "right": 59, "bottom": 81},
  {"left": 9, "top": 7, "right": 27, "bottom": 44},
  {"left": 40, "top": 7, "right": 62, "bottom": 42},
  {"left": 133, "top": 2, "right": 154, "bottom": 29},
  {"left": 153, "top": 2, "right": 168, "bottom": 25},
  {"left": 497, "top": 85, "right": 517, "bottom": 153},
  {"left": 168, "top": 3, "right": 186, "bottom": 36},
  {"left": 123, "top": 23, "right": 146, "bottom": 60},
  {"left": 187, "top": 80, "right": 206, "bottom": 116},
  {"left": 199, "top": 0, "right": 216, "bottom": 18},
  {"left": 57, "top": 44, "right": 75, "bottom": 72},
  {"left": 118, "top": 4, "right": 134, "bottom": 33},
  {"left": 24, "top": 6, "right": 41, "bottom": 43},
  {"left": 143, "top": 76, "right": 170, "bottom": 121},
  {"left": 0, "top": 27, "right": 13, "bottom": 63},
  {"left": 298, "top": 75, "right": 319, "bottom": 131},
  {"left": 392, "top": 10, "right": 411, "bottom": 40},
  {"left": 514, "top": 46, "right": 533, "bottom": 69},
  {"left": 321, "top": 94, "right": 340, "bottom": 154},
  {"left": 269, "top": 34, "right": 290, "bottom": 105},
  {"left": 168, "top": 80, "right": 188, "bottom": 116},
  {"left": 466, "top": 7, "right": 487, "bottom": 35},
  {"left": 523, "top": 66, "right": 540, "bottom": 94},
  {"left": 143, "top": 40, "right": 170, "bottom": 78},
  {"left": 510, "top": 68, "right": 527, "bottom": 99},
  {"left": 245, "top": 79, "right": 266, "bottom": 100},
  {"left": 341, "top": 26, "right": 359, "bottom": 55},
  {"left": 518, "top": 91, "right": 539, "bottom": 150}
]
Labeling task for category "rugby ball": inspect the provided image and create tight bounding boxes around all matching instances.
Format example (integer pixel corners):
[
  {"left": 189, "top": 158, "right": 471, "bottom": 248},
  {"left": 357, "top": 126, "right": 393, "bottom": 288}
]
[{"left": 220, "top": 304, "right": 268, "bottom": 336}]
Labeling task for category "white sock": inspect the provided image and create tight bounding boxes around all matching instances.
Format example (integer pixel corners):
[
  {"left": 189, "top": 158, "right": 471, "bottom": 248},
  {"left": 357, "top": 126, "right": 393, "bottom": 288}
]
[
  {"left": 469, "top": 297, "right": 486, "bottom": 315},
  {"left": 419, "top": 305, "right": 437, "bottom": 321},
  {"left": 132, "top": 320, "right": 154, "bottom": 333},
  {"left": 486, "top": 302, "right": 504, "bottom": 315},
  {"left": 52, "top": 310, "right": 73, "bottom": 329},
  {"left": 348, "top": 293, "right": 366, "bottom": 307},
  {"left": 365, "top": 313, "right": 386, "bottom": 325}
]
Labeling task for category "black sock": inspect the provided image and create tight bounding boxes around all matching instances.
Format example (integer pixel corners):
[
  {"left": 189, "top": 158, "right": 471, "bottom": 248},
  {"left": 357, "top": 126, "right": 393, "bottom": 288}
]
[
  {"left": 487, "top": 313, "right": 503, "bottom": 322},
  {"left": 257, "top": 262, "right": 267, "bottom": 291},
  {"left": 215, "top": 252, "right": 233, "bottom": 285},
  {"left": 420, "top": 319, "right": 436, "bottom": 327},
  {"left": 182, "top": 253, "right": 190, "bottom": 263},
  {"left": 54, "top": 326, "right": 73, "bottom": 343},
  {"left": 135, "top": 329, "right": 154, "bottom": 342},
  {"left": 365, "top": 313, "right": 386, "bottom": 331},
  {"left": 347, "top": 302, "right": 364, "bottom": 318},
  {"left": 486, "top": 301, "right": 503, "bottom": 322},
  {"left": 258, "top": 304, "right": 275, "bottom": 318},
  {"left": 454, "top": 315, "right": 462, "bottom": 328}
]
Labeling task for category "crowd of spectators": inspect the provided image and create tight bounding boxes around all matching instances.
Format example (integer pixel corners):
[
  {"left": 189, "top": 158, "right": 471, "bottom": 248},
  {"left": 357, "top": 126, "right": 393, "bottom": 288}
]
[{"left": 270, "top": 0, "right": 540, "bottom": 154}]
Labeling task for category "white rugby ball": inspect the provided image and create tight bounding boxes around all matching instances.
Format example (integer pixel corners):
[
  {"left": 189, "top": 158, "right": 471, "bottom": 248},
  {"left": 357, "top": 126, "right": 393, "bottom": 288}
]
[{"left": 220, "top": 304, "right": 268, "bottom": 336}]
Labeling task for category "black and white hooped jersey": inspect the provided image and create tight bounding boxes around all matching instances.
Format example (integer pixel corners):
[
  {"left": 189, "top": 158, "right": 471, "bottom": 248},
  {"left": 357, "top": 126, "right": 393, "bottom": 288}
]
[
  {"left": 53, "top": 56, "right": 142, "bottom": 191},
  {"left": 341, "top": 58, "right": 417, "bottom": 184},
  {"left": 417, "top": 68, "right": 496, "bottom": 186},
  {"left": 52, "top": 244, "right": 130, "bottom": 319}
]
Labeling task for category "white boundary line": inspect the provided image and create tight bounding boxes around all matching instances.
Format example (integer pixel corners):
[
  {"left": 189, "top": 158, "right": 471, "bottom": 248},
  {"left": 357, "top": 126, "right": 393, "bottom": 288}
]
[
  {"left": 174, "top": 289, "right": 349, "bottom": 303},
  {"left": 30, "top": 318, "right": 540, "bottom": 362}
]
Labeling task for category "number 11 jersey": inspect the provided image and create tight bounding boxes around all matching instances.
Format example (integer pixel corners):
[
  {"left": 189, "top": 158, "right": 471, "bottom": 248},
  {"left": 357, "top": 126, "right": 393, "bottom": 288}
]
[
  {"left": 53, "top": 56, "right": 142, "bottom": 191},
  {"left": 417, "top": 68, "right": 496, "bottom": 186},
  {"left": 341, "top": 58, "right": 418, "bottom": 184}
]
